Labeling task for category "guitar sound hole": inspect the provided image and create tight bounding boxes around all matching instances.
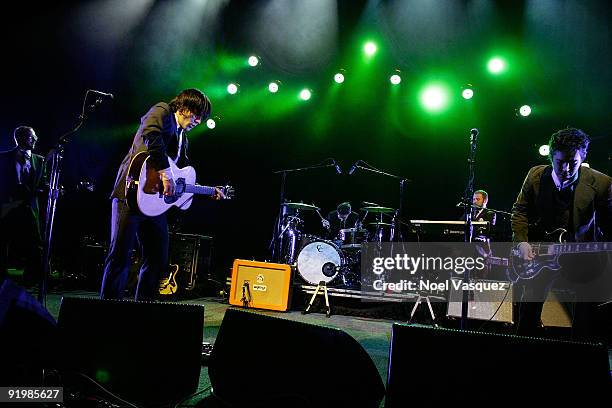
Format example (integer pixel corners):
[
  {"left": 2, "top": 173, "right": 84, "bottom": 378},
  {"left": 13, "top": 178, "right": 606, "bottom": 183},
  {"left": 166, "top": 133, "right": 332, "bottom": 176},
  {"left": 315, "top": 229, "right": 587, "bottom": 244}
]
[{"left": 163, "top": 179, "right": 186, "bottom": 204}]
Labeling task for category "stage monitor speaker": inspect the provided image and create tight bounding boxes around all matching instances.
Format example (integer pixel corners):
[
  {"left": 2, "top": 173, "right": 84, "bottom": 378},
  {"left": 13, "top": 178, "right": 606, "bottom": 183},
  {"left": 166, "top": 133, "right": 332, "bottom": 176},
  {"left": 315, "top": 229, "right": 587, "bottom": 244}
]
[
  {"left": 208, "top": 308, "right": 385, "bottom": 408},
  {"left": 57, "top": 296, "right": 204, "bottom": 406},
  {"left": 446, "top": 278, "right": 513, "bottom": 323},
  {"left": 386, "top": 324, "right": 611, "bottom": 406},
  {"left": 0, "top": 279, "right": 59, "bottom": 385},
  {"left": 229, "top": 259, "right": 292, "bottom": 311}
]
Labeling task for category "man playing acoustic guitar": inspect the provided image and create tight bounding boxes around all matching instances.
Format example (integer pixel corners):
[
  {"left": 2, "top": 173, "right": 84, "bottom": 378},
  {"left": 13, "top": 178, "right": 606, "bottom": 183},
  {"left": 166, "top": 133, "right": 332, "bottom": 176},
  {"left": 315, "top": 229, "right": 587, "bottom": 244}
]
[
  {"left": 511, "top": 127, "right": 612, "bottom": 339},
  {"left": 100, "top": 88, "right": 224, "bottom": 300}
]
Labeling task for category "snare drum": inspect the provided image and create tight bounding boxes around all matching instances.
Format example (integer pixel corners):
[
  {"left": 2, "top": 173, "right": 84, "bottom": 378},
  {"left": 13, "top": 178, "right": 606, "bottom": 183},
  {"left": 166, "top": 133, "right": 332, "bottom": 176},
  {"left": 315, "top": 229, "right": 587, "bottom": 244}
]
[
  {"left": 337, "top": 228, "right": 369, "bottom": 249},
  {"left": 296, "top": 237, "right": 345, "bottom": 285}
]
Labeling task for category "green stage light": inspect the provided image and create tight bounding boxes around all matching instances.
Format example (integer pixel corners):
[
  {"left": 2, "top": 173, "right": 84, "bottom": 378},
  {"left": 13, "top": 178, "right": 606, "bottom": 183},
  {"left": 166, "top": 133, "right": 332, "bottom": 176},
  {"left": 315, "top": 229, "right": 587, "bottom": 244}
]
[
  {"left": 390, "top": 74, "right": 401, "bottom": 85},
  {"left": 519, "top": 105, "right": 532, "bottom": 117},
  {"left": 334, "top": 73, "right": 345, "bottom": 83},
  {"left": 364, "top": 41, "right": 377, "bottom": 57},
  {"left": 227, "top": 83, "right": 238, "bottom": 95},
  {"left": 206, "top": 118, "right": 216, "bottom": 129},
  {"left": 248, "top": 55, "right": 259, "bottom": 67},
  {"left": 420, "top": 84, "right": 449, "bottom": 112},
  {"left": 487, "top": 57, "right": 507, "bottom": 74},
  {"left": 299, "top": 89, "right": 312, "bottom": 101},
  {"left": 268, "top": 82, "right": 279, "bottom": 93},
  {"left": 539, "top": 145, "right": 549, "bottom": 156},
  {"left": 462, "top": 88, "right": 474, "bottom": 99}
]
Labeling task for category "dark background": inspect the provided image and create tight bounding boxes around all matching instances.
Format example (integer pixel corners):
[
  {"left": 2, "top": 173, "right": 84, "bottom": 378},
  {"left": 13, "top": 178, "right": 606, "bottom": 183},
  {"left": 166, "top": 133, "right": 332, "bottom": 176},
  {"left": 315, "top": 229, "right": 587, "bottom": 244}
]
[{"left": 2, "top": 0, "right": 611, "bottom": 283}]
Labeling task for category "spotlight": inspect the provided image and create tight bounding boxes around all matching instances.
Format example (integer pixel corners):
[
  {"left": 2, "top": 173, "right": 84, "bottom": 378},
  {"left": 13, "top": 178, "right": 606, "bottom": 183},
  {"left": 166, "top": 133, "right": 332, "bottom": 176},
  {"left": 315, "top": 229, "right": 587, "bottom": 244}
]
[
  {"left": 227, "top": 83, "right": 238, "bottom": 95},
  {"left": 364, "top": 41, "right": 377, "bottom": 57},
  {"left": 299, "top": 89, "right": 312, "bottom": 101},
  {"left": 487, "top": 57, "right": 507, "bottom": 74},
  {"left": 390, "top": 69, "right": 401, "bottom": 85},
  {"left": 538, "top": 145, "right": 549, "bottom": 156},
  {"left": 462, "top": 87, "right": 474, "bottom": 100},
  {"left": 248, "top": 55, "right": 259, "bottom": 67},
  {"left": 519, "top": 105, "right": 532, "bottom": 117},
  {"left": 420, "top": 84, "right": 449, "bottom": 112},
  {"left": 334, "top": 70, "right": 345, "bottom": 84},
  {"left": 206, "top": 118, "right": 216, "bottom": 129},
  {"left": 268, "top": 81, "right": 280, "bottom": 93}
]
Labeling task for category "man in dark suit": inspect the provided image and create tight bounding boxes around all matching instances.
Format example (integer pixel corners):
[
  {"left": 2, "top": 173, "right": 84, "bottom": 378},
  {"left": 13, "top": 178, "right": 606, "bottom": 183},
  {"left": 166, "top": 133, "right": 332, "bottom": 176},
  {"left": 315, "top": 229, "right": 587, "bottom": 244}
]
[
  {"left": 100, "top": 88, "right": 220, "bottom": 300},
  {"left": 511, "top": 127, "right": 612, "bottom": 338},
  {"left": 0, "top": 126, "right": 46, "bottom": 286},
  {"left": 321, "top": 202, "right": 361, "bottom": 241}
]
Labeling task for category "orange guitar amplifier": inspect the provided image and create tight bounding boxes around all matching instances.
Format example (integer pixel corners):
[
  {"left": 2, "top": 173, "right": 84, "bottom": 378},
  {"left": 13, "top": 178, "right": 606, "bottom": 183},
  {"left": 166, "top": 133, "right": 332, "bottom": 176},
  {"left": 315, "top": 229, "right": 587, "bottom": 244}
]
[{"left": 229, "top": 260, "right": 292, "bottom": 312}]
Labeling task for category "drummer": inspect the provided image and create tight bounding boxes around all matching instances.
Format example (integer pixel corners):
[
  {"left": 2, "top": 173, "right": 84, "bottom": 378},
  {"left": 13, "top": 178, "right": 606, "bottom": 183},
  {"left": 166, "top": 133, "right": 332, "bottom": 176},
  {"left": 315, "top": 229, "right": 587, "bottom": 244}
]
[{"left": 321, "top": 202, "right": 361, "bottom": 241}]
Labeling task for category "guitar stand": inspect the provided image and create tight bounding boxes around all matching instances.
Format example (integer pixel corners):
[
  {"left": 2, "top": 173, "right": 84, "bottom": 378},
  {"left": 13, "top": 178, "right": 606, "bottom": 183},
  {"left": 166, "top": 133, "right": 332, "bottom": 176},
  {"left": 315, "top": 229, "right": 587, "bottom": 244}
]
[
  {"left": 303, "top": 280, "right": 331, "bottom": 317},
  {"left": 241, "top": 280, "right": 252, "bottom": 308},
  {"left": 409, "top": 293, "right": 438, "bottom": 327}
]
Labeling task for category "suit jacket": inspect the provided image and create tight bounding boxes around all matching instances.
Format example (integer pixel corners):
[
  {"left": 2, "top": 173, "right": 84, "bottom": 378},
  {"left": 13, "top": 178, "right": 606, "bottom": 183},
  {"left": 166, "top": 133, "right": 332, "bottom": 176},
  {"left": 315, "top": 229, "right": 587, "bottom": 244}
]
[
  {"left": 511, "top": 165, "right": 612, "bottom": 242},
  {"left": 110, "top": 102, "right": 188, "bottom": 199},
  {"left": 326, "top": 210, "right": 360, "bottom": 240},
  {"left": 472, "top": 207, "right": 496, "bottom": 225},
  {"left": 0, "top": 147, "right": 46, "bottom": 223}
]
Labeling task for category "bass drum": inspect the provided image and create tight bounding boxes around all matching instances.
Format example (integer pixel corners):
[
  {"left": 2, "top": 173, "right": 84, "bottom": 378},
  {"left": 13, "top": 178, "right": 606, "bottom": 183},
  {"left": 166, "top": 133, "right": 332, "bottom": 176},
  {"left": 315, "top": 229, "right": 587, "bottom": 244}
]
[{"left": 296, "top": 238, "right": 345, "bottom": 285}]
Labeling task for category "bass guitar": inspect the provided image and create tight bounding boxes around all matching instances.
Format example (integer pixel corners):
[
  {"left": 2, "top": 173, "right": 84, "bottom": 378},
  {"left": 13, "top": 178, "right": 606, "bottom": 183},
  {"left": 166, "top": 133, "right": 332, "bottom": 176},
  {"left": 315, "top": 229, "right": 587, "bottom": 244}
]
[{"left": 507, "top": 228, "right": 612, "bottom": 281}]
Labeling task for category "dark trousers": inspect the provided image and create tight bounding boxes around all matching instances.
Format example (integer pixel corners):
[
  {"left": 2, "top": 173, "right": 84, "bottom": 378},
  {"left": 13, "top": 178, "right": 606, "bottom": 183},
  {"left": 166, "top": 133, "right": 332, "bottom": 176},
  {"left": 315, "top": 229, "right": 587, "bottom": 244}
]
[
  {"left": 100, "top": 198, "right": 168, "bottom": 301},
  {"left": 0, "top": 204, "right": 42, "bottom": 285}
]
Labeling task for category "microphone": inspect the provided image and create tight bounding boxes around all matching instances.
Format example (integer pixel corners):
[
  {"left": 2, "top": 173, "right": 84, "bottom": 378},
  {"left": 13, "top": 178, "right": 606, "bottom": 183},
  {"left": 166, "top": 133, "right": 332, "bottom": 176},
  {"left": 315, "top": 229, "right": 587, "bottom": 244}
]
[
  {"left": 332, "top": 160, "right": 342, "bottom": 175},
  {"left": 470, "top": 128, "right": 479, "bottom": 144},
  {"left": 89, "top": 89, "right": 114, "bottom": 99},
  {"left": 348, "top": 160, "right": 360, "bottom": 175}
]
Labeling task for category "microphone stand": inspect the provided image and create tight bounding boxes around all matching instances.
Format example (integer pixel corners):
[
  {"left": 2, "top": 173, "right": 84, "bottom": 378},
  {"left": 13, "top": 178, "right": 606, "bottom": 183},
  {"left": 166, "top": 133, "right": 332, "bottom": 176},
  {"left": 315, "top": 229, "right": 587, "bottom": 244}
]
[
  {"left": 350, "top": 162, "right": 410, "bottom": 233},
  {"left": 270, "top": 159, "right": 339, "bottom": 262},
  {"left": 460, "top": 128, "right": 479, "bottom": 329},
  {"left": 39, "top": 90, "right": 108, "bottom": 306}
]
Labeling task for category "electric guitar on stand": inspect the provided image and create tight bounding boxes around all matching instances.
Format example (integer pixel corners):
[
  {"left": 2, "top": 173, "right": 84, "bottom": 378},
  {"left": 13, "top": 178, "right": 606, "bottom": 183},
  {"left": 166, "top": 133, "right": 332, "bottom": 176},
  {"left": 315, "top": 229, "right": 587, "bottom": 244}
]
[
  {"left": 159, "top": 264, "right": 180, "bottom": 295},
  {"left": 125, "top": 151, "right": 234, "bottom": 216}
]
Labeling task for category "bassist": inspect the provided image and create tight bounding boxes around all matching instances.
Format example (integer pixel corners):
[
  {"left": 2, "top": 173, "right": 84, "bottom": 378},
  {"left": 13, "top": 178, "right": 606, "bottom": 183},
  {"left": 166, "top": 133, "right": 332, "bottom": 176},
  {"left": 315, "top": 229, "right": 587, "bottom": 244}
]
[
  {"left": 511, "top": 127, "right": 612, "bottom": 339},
  {"left": 100, "top": 89, "right": 221, "bottom": 300}
]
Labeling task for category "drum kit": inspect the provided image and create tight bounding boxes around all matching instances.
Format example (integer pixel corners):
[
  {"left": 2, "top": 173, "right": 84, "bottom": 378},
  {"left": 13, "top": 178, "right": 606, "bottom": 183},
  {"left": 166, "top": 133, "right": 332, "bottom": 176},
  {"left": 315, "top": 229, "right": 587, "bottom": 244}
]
[{"left": 279, "top": 202, "right": 397, "bottom": 289}]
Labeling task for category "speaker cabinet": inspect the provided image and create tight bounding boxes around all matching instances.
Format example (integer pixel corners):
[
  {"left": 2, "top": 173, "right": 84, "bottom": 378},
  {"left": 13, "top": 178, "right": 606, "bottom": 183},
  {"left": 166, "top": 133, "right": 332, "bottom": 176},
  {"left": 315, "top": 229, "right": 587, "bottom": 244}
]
[
  {"left": 446, "top": 278, "right": 513, "bottom": 323},
  {"left": 0, "top": 279, "right": 59, "bottom": 385},
  {"left": 209, "top": 308, "right": 385, "bottom": 408},
  {"left": 57, "top": 296, "right": 204, "bottom": 405},
  {"left": 386, "top": 324, "right": 611, "bottom": 406},
  {"left": 168, "top": 233, "right": 212, "bottom": 292},
  {"left": 229, "top": 259, "right": 292, "bottom": 311}
]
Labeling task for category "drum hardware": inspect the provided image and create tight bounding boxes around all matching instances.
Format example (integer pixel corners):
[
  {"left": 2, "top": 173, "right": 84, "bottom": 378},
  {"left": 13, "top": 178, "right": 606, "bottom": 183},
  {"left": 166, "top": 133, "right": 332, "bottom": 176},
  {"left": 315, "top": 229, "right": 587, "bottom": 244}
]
[
  {"left": 337, "top": 227, "right": 369, "bottom": 249},
  {"left": 282, "top": 202, "right": 320, "bottom": 211},
  {"left": 303, "top": 280, "right": 332, "bottom": 317},
  {"left": 408, "top": 293, "right": 438, "bottom": 327},
  {"left": 360, "top": 206, "right": 395, "bottom": 213}
]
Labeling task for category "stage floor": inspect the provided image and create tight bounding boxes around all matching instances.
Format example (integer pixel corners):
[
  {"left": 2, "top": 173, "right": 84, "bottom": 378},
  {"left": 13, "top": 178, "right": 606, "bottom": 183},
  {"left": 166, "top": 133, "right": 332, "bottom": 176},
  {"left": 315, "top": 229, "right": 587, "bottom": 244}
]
[{"left": 34, "top": 287, "right": 612, "bottom": 407}]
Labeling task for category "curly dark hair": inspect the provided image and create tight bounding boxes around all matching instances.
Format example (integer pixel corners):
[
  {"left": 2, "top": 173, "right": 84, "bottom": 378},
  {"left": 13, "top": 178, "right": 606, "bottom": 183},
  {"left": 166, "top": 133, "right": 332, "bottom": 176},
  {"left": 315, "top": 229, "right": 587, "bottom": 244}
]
[
  {"left": 169, "top": 88, "right": 211, "bottom": 120},
  {"left": 548, "top": 127, "right": 590, "bottom": 160}
]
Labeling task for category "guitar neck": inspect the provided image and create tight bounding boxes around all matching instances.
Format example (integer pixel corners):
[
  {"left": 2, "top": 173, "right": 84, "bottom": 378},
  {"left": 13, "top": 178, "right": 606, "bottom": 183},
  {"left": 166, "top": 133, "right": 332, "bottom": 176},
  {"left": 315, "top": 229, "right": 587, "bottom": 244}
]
[
  {"left": 185, "top": 184, "right": 216, "bottom": 196},
  {"left": 535, "top": 242, "right": 612, "bottom": 255}
]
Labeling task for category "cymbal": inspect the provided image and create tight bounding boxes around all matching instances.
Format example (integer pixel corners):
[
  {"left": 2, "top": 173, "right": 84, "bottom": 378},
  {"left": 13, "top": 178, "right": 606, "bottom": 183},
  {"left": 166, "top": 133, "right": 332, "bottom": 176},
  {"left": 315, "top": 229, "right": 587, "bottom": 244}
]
[
  {"left": 283, "top": 202, "right": 320, "bottom": 211},
  {"left": 361, "top": 206, "right": 395, "bottom": 213},
  {"left": 368, "top": 222, "right": 393, "bottom": 227}
]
